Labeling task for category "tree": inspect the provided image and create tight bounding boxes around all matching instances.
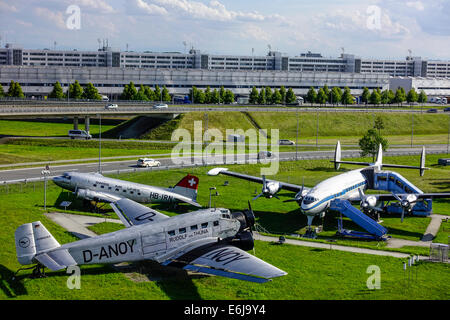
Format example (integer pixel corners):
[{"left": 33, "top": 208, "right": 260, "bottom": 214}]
[
  {"left": 373, "top": 115, "right": 385, "bottom": 135},
  {"left": 280, "top": 86, "right": 287, "bottom": 104},
  {"left": 258, "top": 88, "right": 266, "bottom": 105},
  {"left": 48, "top": 81, "right": 64, "bottom": 99},
  {"left": 211, "top": 89, "right": 220, "bottom": 104},
  {"left": 394, "top": 88, "right": 406, "bottom": 106},
  {"left": 223, "top": 90, "right": 234, "bottom": 104},
  {"left": 219, "top": 86, "right": 226, "bottom": 103},
  {"left": 341, "top": 87, "right": 354, "bottom": 105},
  {"left": 271, "top": 89, "right": 282, "bottom": 104},
  {"left": 380, "top": 90, "right": 390, "bottom": 105},
  {"left": 286, "top": 87, "right": 296, "bottom": 104},
  {"left": 162, "top": 85, "right": 171, "bottom": 102},
  {"left": 331, "top": 87, "right": 342, "bottom": 105},
  {"left": 306, "top": 87, "right": 317, "bottom": 105},
  {"left": 154, "top": 85, "right": 162, "bottom": 101},
  {"left": 204, "top": 86, "right": 212, "bottom": 104},
  {"left": 265, "top": 87, "right": 273, "bottom": 104},
  {"left": 418, "top": 90, "right": 427, "bottom": 104},
  {"left": 189, "top": 86, "right": 198, "bottom": 103},
  {"left": 323, "top": 85, "right": 330, "bottom": 103},
  {"left": 406, "top": 88, "right": 418, "bottom": 105},
  {"left": 249, "top": 87, "right": 259, "bottom": 104},
  {"left": 387, "top": 89, "right": 395, "bottom": 104},
  {"left": 196, "top": 90, "right": 205, "bottom": 104},
  {"left": 369, "top": 89, "right": 381, "bottom": 106},
  {"left": 7, "top": 81, "right": 25, "bottom": 98},
  {"left": 0, "top": 84, "right": 4, "bottom": 97},
  {"left": 83, "top": 82, "right": 102, "bottom": 100},
  {"left": 135, "top": 85, "right": 149, "bottom": 101},
  {"left": 316, "top": 88, "right": 327, "bottom": 105},
  {"left": 361, "top": 87, "right": 370, "bottom": 105},
  {"left": 359, "top": 128, "right": 389, "bottom": 162},
  {"left": 120, "top": 81, "right": 136, "bottom": 100},
  {"left": 144, "top": 86, "right": 155, "bottom": 101}
]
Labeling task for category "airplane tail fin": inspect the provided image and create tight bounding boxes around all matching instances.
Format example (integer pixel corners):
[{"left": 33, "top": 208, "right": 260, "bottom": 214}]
[
  {"left": 170, "top": 174, "right": 199, "bottom": 201},
  {"left": 15, "top": 221, "right": 76, "bottom": 270},
  {"left": 331, "top": 141, "right": 429, "bottom": 176}
]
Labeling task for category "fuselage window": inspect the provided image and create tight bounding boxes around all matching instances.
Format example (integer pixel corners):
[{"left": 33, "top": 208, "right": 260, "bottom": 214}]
[
  {"left": 179, "top": 227, "right": 186, "bottom": 234},
  {"left": 213, "top": 221, "right": 219, "bottom": 227},
  {"left": 168, "top": 230, "right": 175, "bottom": 236},
  {"left": 201, "top": 222, "right": 208, "bottom": 229},
  {"left": 93, "top": 184, "right": 97, "bottom": 187},
  {"left": 123, "top": 190, "right": 126, "bottom": 193},
  {"left": 101, "top": 185, "right": 104, "bottom": 188},
  {"left": 130, "top": 191, "right": 134, "bottom": 194},
  {"left": 115, "top": 188, "right": 119, "bottom": 191},
  {"left": 190, "top": 225, "right": 198, "bottom": 231}
]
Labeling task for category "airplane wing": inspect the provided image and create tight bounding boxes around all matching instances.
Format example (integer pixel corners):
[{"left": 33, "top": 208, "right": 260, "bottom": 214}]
[
  {"left": 75, "top": 188, "right": 122, "bottom": 203},
  {"left": 161, "top": 242, "right": 287, "bottom": 283},
  {"left": 361, "top": 193, "right": 450, "bottom": 201},
  {"left": 110, "top": 198, "right": 170, "bottom": 227},
  {"left": 207, "top": 167, "right": 307, "bottom": 193}
]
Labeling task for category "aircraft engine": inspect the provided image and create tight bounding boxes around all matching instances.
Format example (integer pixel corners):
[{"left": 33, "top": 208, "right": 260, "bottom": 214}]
[
  {"left": 360, "top": 195, "right": 379, "bottom": 212},
  {"left": 232, "top": 208, "right": 255, "bottom": 232},
  {"left": 75, "top": 189, "right": 97, "bottom": 201},
  {"left": 232, "top": 230, "right": 254, "bottom": 251}
]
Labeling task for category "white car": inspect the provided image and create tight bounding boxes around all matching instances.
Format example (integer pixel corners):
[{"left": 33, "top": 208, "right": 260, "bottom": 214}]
[
  {"left": 68, "top": 130, "right": 92, "bottom": 140},
  {"left": 153, "top": 103, "right": 168, "bottom": 109},
  {"left": 105, "top": 103, "right": 118, "bottom": 109},
  {"left": 279, "top": 139, "right": 295, "bottom": 145},
  {"left": 137, "top": 158, "right": 161, "bottom": 167}
]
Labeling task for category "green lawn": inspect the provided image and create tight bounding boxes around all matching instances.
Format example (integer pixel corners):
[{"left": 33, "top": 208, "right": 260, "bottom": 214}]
[
  {"left": 0, "top": 119, "right": 117, "bottom": 137},
  {"left": 0, "top": 155, "right": 449, "bottom": 299}
]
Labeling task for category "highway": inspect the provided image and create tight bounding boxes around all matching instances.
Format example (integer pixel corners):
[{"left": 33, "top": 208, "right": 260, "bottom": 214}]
[
  {"left": 1, "top": 146, "right": 446, "bottom": 184},
  {"left": 0, "top": 101, "right": 448, "bottom": 118}
]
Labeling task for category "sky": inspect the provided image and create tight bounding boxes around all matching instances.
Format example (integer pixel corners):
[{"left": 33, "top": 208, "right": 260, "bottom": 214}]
[{"left": 1, "top": 0, "right": 450, "bottom": 60}]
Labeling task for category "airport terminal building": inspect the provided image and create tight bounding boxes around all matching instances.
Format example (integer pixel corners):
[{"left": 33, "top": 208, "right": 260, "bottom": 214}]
[{"left": 0, "top": 43, "right": 449, "bottom": 99}]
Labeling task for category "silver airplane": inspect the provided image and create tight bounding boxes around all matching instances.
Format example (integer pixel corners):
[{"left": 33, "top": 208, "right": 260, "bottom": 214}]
[
  {"left": 208, "top": 142, "right": 450, "bottom": 235},
  {"left": 53, "top": 171, "right": 201, "bottom": 207},
  {"left": 15, "top": 199, "right": 287, "bottom": 283}
]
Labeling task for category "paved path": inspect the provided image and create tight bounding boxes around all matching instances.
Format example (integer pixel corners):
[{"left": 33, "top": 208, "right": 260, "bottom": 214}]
[
  {"left": 421, "top": 214, "right": 450, "bottom": 242},
  {"left": 253, "top": 232, "right": 427, "bottom": 259},
  {"left": 45, "top": 212, "right": 121, "bottom": 239}
]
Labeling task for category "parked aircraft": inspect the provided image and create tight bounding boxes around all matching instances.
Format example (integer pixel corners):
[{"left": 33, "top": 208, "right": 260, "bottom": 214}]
[
  {"left": 208, "top": 142, "right": 450, "bottom": 238},
  {"left": 53, "top": 172, "right": 201, "bottom": 207},
  {"left": 15, "top": 198, "right": 287, "bottom": 283}
]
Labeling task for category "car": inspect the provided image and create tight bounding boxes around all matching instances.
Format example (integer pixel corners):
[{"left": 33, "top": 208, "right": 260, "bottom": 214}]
[
  {"left": 153, "top": 103, "right": 168, "bottom": 109},
  {"left": 68, "top": 129, "right": 92, "bottom": 140},
  {"left": 443, "top": 107, "right": 450, "bottom": 112},
  {"left": 278, "top": 139, "right": 295, "bottom": 145},
  {"left": 137, "top": 158, "right": 161, "bottom": 167},
  {"left": 105, "top": 103, "right": 118, "bottom": 109},
  {"left": 427, "top": 108, "right": 438, "bottom": 113}
]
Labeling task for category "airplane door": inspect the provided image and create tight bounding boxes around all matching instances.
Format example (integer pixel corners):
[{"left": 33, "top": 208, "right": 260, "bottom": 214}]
[{"left": 140, "top": 228, "right": 167, "bottom": 257}]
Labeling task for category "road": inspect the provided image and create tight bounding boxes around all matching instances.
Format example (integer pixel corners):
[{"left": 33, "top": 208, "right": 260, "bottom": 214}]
[{"left": 1, "top": 146, "right": 447, "bottom": 184}]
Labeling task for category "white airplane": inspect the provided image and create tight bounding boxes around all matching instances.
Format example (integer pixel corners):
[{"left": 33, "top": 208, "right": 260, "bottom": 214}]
[
  {"left": 15, "top": 199, "right": 287, "bottom": 283},
  {"left": 53, "top": 171, "right": 201, "bottom": 207},
  {"left": 208, "top": 142, "right": 450, "bottom": 238}
]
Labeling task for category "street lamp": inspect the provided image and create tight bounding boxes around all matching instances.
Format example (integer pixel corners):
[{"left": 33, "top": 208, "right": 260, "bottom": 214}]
[
  {"left": 209, "top": 187, "right": 218, "bottom": 208},
  {"left": 41, "top": 166, "right": 51, "bottom": 211}
]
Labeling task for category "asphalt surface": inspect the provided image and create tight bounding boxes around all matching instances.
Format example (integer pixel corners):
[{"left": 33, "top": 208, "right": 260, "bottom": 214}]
[{"left": 1, "top": 146, "right": 447, "bottom": 184}]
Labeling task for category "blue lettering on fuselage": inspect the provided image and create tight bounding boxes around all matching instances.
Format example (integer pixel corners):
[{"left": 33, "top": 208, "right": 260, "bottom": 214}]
[{"left": 303, "top": 180, "right": 367, "bottom": 212}]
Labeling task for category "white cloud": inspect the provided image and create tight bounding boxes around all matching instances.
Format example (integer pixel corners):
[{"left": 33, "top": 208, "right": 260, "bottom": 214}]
[
  {"left": 405, "top": 1, "right": 425, "bottom": 11},
  {"left": 0, "top": 1, "right": 18, "bottom": 12},
  {"left": 75, "top": 0, "right": 116, "bottom": 14},
  {"left": 130, "top": 0, "right": 278, "bottom": 22},
  {"left": 34, "top": 7, "right": 66, "bottom": 29}
]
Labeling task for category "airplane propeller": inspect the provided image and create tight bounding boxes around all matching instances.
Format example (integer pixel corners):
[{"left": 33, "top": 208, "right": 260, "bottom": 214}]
[
  {"left": 391, "top": 193, "right": 418, "bottom": 223},
  {"left": 358, "top": 188, "right": 383, "bottom": 213},
  {"left": 253, "top": 175, "right": 279, "bottom": 200},
  {"left": 283, "top": 177, "right": 305, "bottom": 204}
]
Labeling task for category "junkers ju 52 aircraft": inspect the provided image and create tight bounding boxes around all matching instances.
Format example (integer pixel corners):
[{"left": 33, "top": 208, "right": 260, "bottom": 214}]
[
  {"left": 15, "top": 198, "right": 287, "bottom": 283},
  {"left": 208, "top": 141, "right": 450, "bottom": 239},
  {"left": 53, "top": 171, "right": 201, "bottom": 208}
]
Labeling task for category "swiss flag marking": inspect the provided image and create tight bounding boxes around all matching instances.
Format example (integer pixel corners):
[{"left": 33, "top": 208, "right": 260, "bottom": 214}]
[{"left": 176, "top": 175, "right": 199, "bottom": 190}]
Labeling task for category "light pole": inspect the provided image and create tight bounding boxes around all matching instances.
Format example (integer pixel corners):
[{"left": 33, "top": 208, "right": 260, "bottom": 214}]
[
  {"left": 98, "top": 113, "right": 102, "bottom": 173},
  {"left": 209, "top": 187, "right": 217, "bottom": 208},
  {"left": 41, "top": 167, "right": 50, "bottom": 211},
  {"left": 296, "top": 107, "right": 299, "bottom": 160}
]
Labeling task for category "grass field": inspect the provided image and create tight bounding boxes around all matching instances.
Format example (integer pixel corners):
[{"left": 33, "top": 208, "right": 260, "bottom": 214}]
[{"left": 0, "top": 154, "right": 449, "bottom": 300}]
